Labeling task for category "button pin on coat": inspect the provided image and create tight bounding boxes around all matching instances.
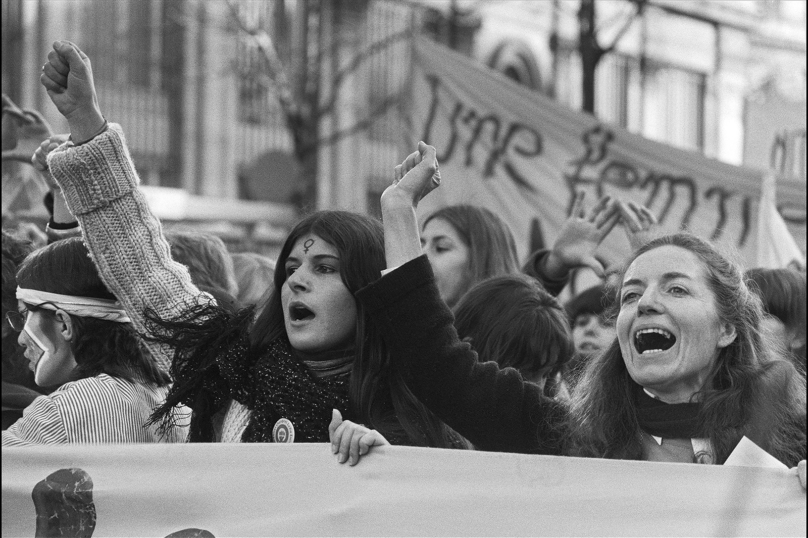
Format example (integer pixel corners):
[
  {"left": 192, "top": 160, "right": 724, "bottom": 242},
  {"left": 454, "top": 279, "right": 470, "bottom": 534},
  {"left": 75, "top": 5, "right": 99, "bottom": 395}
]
[{"left": 272, "top": 418, "right": 295, "bottom": 443}]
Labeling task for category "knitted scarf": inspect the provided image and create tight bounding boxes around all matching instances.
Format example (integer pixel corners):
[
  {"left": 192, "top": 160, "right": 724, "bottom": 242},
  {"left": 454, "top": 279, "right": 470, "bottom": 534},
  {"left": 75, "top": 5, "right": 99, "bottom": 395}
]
[
  {"left": 223, "top": 338, "right": 352, "bottom": 443},
  {"left": 145, "top": 302, "right": 352, "bottom": 442}
]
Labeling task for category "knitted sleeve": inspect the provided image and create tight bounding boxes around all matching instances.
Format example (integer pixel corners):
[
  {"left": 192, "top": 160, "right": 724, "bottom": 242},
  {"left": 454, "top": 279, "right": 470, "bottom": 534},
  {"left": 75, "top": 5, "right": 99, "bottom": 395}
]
[
  {"left": 47, "top": 124, "right": 204, "bottom": 374},
  {"left": 356, "top": 255, "right": 568, "bottom": 455}
]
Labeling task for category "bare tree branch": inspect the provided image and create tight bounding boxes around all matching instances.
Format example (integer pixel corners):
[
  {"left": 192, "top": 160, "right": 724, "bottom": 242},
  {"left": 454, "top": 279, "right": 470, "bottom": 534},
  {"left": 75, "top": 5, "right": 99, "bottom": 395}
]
[
  {"left": 600, "top": 0, "right": 645, "bottom": 56},
  {"left": 316, "top": 27, "right": 414, "bottom": 116},
  {"left": 224, "top": 0, "right": 299, "bottom": 121},
  {"left": 303, "top": 92, "right": 402, "bottom": 154}
]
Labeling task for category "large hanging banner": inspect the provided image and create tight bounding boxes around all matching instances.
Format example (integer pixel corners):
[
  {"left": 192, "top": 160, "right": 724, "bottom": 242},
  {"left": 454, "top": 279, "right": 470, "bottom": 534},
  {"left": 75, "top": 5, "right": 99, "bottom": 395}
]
[
  {"left": 2, "top": 444, "right": 805, "bottom": 537},
  {"left": 409, "top": 38, "right": 807, "bottom": 266}
]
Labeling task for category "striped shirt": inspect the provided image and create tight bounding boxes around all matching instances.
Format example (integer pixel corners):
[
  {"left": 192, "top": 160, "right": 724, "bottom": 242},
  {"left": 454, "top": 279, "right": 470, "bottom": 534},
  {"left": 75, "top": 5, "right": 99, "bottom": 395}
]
[{"left": 2, "top": 374, "right": 190, "bottom": 446}]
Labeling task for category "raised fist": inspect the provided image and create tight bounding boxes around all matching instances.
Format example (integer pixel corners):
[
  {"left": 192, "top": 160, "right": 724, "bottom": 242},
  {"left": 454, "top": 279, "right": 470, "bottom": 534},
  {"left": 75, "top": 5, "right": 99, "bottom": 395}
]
[{"left": 40, "top": 41, "right": 104, "bottom": 142}]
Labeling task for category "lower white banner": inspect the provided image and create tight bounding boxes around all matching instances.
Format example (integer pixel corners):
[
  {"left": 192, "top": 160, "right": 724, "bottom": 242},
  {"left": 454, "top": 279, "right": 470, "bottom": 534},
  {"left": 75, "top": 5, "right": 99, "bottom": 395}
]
[{"left": 2, "top": 444, "right": 805, "bottom": 537}]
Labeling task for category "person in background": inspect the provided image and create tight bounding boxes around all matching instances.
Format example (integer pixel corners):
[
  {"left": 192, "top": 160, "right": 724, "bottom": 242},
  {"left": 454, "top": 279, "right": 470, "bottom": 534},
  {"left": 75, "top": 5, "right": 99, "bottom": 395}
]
[
  {"left": 420, "top": 205, "right": 520, "bottom": 310},
  {"left": 453, "top": 273, "right": 574, "bottom": 397},
  {"left": 745, "top": 267, "right": 806, "bottom": 375},
  {"left": 2, "top": 230, "right": 49, "bottom": 429},
  {"left": 165, "top": 230, "right": 240, "bottom": 310},
  {"left": 420, "top": 195, "right": 620, "bottom": 310},
  {"left": 231, "top": 251, "right": 276, "bottom": 309},
  {"left": 563, "top": 283, "right": 617, "bottom": 390},
  {"left": 2, "top": 237, "right": 189, "bottom": 445}
]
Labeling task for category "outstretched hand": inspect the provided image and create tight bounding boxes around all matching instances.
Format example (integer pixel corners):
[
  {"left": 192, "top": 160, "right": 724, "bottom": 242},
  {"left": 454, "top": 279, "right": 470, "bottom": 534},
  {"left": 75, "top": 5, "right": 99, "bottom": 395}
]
[
  {"left": 544, "top": 192, "right": 620, "bottom": 278},
  {"left": 40, "top": 41, "right": 104, "bottom": 143},
  {"left": 618, "top": 200, "right": 659, "bottom": 252},
  {"left": 381, "top": 141, "right": 441, "bottom": 210},
  {"left": 329, "top": 409, "right": 390, "bottom": 466}
]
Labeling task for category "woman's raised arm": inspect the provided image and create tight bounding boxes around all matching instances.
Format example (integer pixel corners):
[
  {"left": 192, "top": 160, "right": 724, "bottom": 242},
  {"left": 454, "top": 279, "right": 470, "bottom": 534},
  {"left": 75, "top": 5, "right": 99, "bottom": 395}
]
[{"left": 40, "top": 41, "right": 205, "bottom": 374}]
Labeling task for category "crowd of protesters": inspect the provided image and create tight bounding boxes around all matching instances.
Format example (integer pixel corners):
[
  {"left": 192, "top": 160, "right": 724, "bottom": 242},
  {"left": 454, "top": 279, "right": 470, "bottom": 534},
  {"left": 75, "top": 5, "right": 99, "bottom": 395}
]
[{"left": 1, "top": 40, "right": 805, "bottom": 488}]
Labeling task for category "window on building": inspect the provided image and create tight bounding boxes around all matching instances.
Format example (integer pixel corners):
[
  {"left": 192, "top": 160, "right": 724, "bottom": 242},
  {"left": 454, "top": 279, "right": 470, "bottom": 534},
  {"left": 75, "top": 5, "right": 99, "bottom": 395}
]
[{"left": 642, "top": 62, "right": 706, "bottom": 152}]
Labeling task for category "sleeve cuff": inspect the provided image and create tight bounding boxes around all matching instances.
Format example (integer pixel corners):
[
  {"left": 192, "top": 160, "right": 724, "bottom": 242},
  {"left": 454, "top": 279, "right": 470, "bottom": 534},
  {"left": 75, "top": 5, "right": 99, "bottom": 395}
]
[
  {"left": 45, "top": 219, "right": 81, "bottom": 243},
  {"left": 49, "top": 124, "right": 139, "bottom": 216},
  {"left": 358, "top": 255, "right": 434, "bottom": 315}
]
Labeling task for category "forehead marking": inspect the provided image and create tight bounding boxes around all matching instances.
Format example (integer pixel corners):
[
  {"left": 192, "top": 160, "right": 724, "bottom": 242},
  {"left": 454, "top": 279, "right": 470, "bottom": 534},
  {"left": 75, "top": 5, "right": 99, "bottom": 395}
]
[{"left": 303, "top": 238, "right": 315, "bottom": 254}]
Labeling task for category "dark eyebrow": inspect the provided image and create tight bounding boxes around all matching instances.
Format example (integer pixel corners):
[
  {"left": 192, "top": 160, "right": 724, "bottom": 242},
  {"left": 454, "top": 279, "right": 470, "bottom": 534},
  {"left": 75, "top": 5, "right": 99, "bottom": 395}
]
[
  {"left": 285, "top": 254, "right": 340, "bottom": 265},
  {"left": 426, "top": 235, "right": 452, "bottom": 243},
  {"left": 623, "top": 272, "right": 693, "bottom": 288},
  {"left": 661, "top": 272, "right": 693, "bottom": 282},
  {"left": 622, "top": 278, "right": 643, "bottom": 288}
]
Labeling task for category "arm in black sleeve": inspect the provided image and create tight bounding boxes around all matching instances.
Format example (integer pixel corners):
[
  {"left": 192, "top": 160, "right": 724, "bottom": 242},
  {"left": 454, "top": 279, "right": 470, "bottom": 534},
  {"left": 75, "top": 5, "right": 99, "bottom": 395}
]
[
  {"left": 522, "top": 249, "right": 570, "bottom": 297},
  {"left": 357, "top": 255, "right": 567, "bottom": 455}
]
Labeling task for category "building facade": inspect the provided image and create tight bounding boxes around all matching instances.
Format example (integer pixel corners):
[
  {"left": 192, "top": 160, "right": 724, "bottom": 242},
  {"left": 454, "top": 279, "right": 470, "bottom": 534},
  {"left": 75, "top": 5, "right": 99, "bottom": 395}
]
[{"left": 3, "top": 0, "right": 805, "bottom": 239}]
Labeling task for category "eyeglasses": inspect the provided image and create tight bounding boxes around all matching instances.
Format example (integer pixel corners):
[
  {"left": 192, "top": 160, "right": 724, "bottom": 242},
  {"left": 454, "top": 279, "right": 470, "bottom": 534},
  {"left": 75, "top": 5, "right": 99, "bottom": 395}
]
[{"left": 5, "top": 310, "right": 28, "bottom": 332}]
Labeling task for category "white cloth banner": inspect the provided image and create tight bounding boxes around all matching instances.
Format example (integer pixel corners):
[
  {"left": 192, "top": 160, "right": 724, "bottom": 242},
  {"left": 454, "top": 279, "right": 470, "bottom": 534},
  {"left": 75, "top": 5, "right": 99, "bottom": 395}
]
[
  {"left": 2, "top": 444, "right": 805, "bottom": 537},
  {"left": 757, "top": 173, "right": 806, "bottom": 268},
  {"left": 409, "top": 38, "right": 807, "bottom": 267}
]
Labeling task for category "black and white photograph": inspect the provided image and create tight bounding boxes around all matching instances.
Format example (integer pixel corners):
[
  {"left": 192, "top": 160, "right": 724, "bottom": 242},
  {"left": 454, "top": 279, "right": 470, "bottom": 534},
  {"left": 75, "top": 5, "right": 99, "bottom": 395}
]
[{"left": 1, "top": 0, "right": 805, "bottom": 536}]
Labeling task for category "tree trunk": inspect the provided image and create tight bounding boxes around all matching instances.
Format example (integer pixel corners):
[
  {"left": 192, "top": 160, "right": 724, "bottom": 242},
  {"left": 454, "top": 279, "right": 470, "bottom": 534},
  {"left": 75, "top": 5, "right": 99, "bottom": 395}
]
[{"left": 578, "top": 0, "right": 600, "bottom": 115}]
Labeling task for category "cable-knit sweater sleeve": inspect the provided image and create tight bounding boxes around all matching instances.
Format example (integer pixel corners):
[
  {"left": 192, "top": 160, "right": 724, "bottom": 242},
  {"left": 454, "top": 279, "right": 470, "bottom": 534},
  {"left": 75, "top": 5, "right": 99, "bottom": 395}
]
[
  {"left": 356, "top": 255, "right": 568, "bottom": 455},
  {"left": 47, "top": 124, "right": 204, "bottom": 375}
]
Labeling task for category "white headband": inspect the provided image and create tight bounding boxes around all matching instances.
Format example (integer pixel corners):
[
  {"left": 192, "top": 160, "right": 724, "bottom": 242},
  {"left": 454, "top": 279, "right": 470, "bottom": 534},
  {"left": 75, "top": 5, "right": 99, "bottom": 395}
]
[{"left": 16, "top": 287, "right": 131, "bottom": 324}]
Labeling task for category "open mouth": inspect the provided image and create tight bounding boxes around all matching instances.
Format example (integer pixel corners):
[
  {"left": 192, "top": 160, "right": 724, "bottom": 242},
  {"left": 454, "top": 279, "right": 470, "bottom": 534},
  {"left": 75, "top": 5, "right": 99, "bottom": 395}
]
[
  {"left": 289, "top": 304, "right": 315, "bottom": 322},
  {"left": 633, "top": 328, "right": 676, "bottom": 355}
]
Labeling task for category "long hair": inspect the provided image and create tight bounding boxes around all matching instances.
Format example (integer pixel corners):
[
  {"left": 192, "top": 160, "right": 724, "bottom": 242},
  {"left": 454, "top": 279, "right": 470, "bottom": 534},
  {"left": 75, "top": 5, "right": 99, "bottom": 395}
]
[
  {"left": 423, "top": 205, "right": 520, "bottom": 297},
  {"left": 567, "top": 233, "right": 806, "bottom": 465},
  {"left": 15, "top": 237, "right": 169, "bottom": 386},
  {"left": 454, "top": 274, "right": 574, "bottom": 392},
  {"left": 745, "top": 267, "right": 806, "bottom": 371},
  {"left": 251, "top": 210, "right": 464, "bottom": 448}
]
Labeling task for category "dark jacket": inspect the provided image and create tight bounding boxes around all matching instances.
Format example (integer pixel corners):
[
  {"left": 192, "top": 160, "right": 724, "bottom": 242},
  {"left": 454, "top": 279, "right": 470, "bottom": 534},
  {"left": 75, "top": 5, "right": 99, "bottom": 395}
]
[{"left": 357, "top": 255, "right": 568, "bottom": 454}]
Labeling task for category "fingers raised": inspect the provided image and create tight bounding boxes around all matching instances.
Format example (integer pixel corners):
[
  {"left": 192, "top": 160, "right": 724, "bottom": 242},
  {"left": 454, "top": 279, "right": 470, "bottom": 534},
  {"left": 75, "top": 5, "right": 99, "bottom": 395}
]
[
  {"left": 570, "top": 191, "right": 586, "bottom": 218},
  {"left": 586, "top": 195, "right": 612, "bottom": 223}
]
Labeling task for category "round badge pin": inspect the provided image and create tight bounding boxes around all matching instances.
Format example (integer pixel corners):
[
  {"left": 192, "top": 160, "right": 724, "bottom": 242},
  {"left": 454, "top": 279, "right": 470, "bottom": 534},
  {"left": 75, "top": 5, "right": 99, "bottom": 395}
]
[{"left": 272, "top": 418, "right": 295, "bottom": 443}]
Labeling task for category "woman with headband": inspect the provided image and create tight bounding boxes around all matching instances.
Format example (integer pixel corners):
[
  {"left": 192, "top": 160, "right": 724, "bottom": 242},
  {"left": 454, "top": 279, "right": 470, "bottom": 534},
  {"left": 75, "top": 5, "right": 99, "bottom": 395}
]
[{"left": 2, "top": 237, "right": 189, "bottom": 445}]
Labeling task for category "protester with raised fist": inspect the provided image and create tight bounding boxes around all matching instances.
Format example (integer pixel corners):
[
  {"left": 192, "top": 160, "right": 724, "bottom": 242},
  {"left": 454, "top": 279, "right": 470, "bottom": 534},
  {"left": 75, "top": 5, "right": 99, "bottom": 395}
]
[
  {"left": 353, "top": 136, "right": 806, "bottom": 470},
  {"left": 39, "top": 41, "right": 468, "bottom": 449}
]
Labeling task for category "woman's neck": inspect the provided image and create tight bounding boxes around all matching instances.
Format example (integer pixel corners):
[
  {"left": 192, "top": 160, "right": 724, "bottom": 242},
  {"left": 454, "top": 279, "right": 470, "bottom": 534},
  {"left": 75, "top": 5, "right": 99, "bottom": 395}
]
[{"left": 294, "top": 346, "right": 354, "bottom": 379}]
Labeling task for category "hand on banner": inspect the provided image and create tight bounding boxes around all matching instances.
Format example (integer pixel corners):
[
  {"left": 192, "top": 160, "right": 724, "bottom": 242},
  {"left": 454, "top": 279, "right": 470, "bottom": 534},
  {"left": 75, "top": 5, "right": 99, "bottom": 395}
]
[
  {"left": 797, "top": 460, "right": 806, "bottom": 490},
  {"left": 382, "top": 141, "right": 441, "bottom": 210},
  {"left": 40, "top": 41, "right": 105, "bottom": 145},
  {"left": 329, "top": 409, "right": 390, "bottom": 466},
  {"left": 618, "top": 200, "right": 659, "bottom": 252},
  {"left": 32, "top": 134, "right": 70, "bottom": 191},
  {"left": 544, "top": 192, "right": 620, "bottom": 278}
]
